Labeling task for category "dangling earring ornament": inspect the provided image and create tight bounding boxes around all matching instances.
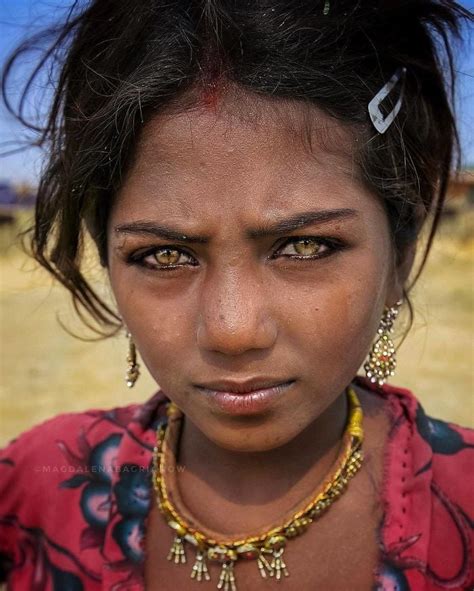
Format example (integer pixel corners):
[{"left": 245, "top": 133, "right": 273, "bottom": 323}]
[
  {"left": 125, "top": 331, "right": 140, "bottom": 388},
  {"left": 364, "top": 299, "right": 403, "bottom": 386}
]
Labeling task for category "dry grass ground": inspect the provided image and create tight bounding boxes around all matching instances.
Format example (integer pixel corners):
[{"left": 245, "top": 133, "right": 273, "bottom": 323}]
[{"left": 0, "top": 210, "right": 473, "bottom": 446}]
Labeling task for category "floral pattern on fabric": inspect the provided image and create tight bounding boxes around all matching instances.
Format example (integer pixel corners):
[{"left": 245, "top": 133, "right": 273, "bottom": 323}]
[
  {"left": 370, "top": 378, "right": 474, "bottom": 591},
  {"left": 1, "top": 377, "right": 473, "bottom": 590},
  {"left": 59, "top": 433, "right": 123, "bottom": 549}
]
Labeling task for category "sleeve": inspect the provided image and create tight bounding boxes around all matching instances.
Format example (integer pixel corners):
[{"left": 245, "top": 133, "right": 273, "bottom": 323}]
[
  {"left": 428, "top": 420, "right": 474, "bottom": 590},
  {"left": 0, "top": 421, "right": 47, "bottom": 580},
  {"left": 0, "top": 411, "right": 106, "bottom": 585}
]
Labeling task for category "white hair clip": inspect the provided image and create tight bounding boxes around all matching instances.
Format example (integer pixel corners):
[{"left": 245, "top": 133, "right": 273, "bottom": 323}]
[{"left": 368, "top": 67, "right": 407, "bottom": 134}]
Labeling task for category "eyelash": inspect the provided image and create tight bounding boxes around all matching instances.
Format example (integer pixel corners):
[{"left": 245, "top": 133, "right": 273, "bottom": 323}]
[{"left": 127, "top": 236, "right": 347, "bottom": 272}]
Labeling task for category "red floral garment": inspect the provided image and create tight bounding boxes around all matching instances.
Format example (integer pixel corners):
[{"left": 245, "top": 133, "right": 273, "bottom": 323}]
[{"left": 0, "top": 376, "right": 473, "bottom": 590}]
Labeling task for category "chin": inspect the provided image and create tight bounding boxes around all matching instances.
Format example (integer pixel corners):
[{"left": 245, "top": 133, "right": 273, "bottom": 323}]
[{"left": 205, "top": 422, "right": 296, "bottom": 454}]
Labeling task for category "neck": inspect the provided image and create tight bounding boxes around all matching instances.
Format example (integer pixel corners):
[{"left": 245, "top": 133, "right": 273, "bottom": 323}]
[{"left": 177, "top": 389, "right": 348, "bottom": 506}]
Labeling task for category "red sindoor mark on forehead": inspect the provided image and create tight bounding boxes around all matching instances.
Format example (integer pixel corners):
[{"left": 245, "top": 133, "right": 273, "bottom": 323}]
[
  {"left": 198, "top": 49, "right": 226, "bottom": 111},
  {"left": 200, "top": 83, "right": 223, "bottom": 110}
]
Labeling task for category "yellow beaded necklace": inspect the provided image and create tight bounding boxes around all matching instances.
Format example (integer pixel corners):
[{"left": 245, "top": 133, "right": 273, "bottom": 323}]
[{"left": 151, "top": 386, "right": 364, "bottom": 590}]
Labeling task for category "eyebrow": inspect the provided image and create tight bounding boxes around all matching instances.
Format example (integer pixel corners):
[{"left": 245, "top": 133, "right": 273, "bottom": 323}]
[{"left": 114, "top": 208, "right": 358, "bottom": 244}]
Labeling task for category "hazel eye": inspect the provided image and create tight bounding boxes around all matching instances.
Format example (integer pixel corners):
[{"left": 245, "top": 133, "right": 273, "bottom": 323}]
[
  {"left": 141, "top": 247, "right": 195, "bottom": 269},
  {"left": 152, "top": 248, "right": 181, "bottom": 265},
  {"left": 277, "top": 237, "right": 327, "bottom": 258}
]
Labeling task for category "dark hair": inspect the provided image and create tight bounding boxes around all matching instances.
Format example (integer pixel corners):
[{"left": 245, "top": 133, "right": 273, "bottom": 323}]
[{"left": 2, "top": 0, "right": 471, "bottom": 336}]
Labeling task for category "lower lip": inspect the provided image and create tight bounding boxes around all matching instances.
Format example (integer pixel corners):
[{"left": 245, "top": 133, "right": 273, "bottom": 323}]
[{"left": 196, "top": 381, "right": 295, "bottom": 415}]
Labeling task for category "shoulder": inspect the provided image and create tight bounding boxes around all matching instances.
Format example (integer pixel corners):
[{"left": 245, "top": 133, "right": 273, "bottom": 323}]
[
  {"left": 380, "top": 378, "right": 474, "bottom": 462},
  {"left": 1, "top": 402, "right": 140, "bottom": 470},
  {"left": 0, "top": 401, "right": 143, "bottom": 486},
  {"left": 0, "top": 403, "right": 138, "bottom": 553},
  {"left": 354, "top": 374, "right": 474, "bottom": 496},
  {"left": 356, "top": 377, "right": 474, "bottom": 589},
  {"left": 0, "top": 388, "right": 170, "bottom": 512},
  {"left": 411, "top": 401, "right": 474, "bottom": 520},
  {"left": 0, "top": 391, "right": 169, "bottom": 585},
  {"left": 353, "top": 374, "right": 473, "bottom": 447}
]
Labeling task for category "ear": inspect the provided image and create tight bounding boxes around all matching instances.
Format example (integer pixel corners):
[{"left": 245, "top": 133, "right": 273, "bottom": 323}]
[{"left": 387, "top": 240, "right": 417, "bottom": 306}]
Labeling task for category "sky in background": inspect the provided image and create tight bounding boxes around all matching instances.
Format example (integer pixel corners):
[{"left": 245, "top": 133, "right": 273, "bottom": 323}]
[{"left": 0, "top": 0, "right": 473, "bottom": 184}]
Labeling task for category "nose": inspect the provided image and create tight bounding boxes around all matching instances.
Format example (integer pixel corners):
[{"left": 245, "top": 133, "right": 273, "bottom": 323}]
[{"left": 196, "top": 265, "right": 277, "bottom": 356}]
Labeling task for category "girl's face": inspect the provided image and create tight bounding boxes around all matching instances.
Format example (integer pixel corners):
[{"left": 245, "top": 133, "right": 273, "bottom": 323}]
[{"left": 107, "top": 98, "right": 404, "bottom": 452}]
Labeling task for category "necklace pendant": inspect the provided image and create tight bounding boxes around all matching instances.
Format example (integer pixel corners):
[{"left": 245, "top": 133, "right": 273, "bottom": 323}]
[
  {"left": 168, "top": 534, "right": 186, "bottom": 564},
  {"left": 191, "top": 550, "right": 211, "bottom": 582},
  {"left": 270, "top": 547, "right": 289, "bottom": 580},
  {"left": 217, "top": 560, "right": 237, "bottom": 591},
  {"left": 257, "top": 551, "right": 274, "bottom": 579}
]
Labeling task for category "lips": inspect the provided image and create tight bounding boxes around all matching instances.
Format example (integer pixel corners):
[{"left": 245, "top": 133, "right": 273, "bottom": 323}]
[
  {"left": 195, "top": 380, "right": 296, "bottom": 415},
  {"left": 194, "top": 377, "right": 295, "bottom": 394}
]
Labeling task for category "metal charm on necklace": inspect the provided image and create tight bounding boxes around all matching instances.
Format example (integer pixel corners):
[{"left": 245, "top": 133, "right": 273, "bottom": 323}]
[
  {"left": 257, "top": 550, "right": 274, "bottom": 578},
  {"left": 191, "top": 550, "right": 211, "bottom": 581},
  {"left": 263, "top": 535, "right": 289, "bottom": 580},
  {"left": 217, "top": 561, "right": 237, "bottom": 591},
  {"left": 168, "top": 534, "right": 186, "bottom": 564},
  {"left": 270, "top": 547, "right": 289, "bottom": 580}
]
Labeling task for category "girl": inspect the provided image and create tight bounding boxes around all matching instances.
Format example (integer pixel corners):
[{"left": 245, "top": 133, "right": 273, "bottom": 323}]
[{"left": 1, "top": 1, "right": 473, "bottom": 589}]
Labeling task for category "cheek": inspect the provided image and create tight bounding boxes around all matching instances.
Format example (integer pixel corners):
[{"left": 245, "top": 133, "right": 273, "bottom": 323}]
[
  {"left": 285, "top": 250, "right": 389, "bottom": 374},
  {"left": 326, "top": 280, "right": 384, "bottom": 360},
  {"left": 110, "top": 272, "right": 194, "bottom": 386}
]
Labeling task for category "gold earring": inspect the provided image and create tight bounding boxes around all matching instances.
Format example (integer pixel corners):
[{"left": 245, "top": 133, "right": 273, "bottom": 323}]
[
  {"left": 364, "top": 299, "right": 403, "bottom": 386},
  {"left": 125, "top": 331, "right": 140, "bottom": 388}
]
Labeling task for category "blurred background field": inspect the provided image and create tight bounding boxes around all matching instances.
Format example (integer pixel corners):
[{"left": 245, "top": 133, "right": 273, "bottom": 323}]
[{"left": 0, "top": 203, "right": 473, "bottom": 446}]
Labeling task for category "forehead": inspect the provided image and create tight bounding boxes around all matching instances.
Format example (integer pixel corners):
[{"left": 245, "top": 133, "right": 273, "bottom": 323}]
[
  {"left": 133, "top": 92, "right": 358, "bottom": 172},
  {"left": 114, "top": 92, "right": 379, "bottom": 221}
]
